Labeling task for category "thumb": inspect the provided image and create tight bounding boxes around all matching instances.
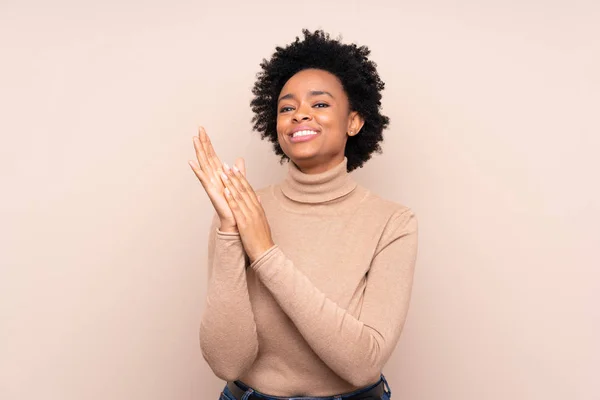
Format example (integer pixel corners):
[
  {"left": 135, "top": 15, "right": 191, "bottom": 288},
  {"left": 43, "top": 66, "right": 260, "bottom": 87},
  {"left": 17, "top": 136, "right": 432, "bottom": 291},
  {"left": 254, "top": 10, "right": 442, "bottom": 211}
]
[{"left": 234, "top": 157, "right": 246, "bottom": 177}]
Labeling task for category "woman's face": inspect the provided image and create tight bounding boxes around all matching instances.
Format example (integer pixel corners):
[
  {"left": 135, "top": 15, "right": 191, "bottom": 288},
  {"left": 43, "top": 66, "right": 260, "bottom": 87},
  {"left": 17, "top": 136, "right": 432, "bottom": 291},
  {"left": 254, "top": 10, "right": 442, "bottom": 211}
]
[{"left": 276, "top": 68, "right": 363, "bottom": 174}]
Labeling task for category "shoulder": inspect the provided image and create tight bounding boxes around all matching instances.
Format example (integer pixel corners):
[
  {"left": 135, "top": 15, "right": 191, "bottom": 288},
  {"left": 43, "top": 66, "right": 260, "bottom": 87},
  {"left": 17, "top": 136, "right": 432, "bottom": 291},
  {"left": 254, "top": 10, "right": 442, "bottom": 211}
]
[
  {"left": 360, "top": 185, "right": 416, "bottom": 219},
  {"left": 358, "top": 185, "right": 418, "bottom": 234}
]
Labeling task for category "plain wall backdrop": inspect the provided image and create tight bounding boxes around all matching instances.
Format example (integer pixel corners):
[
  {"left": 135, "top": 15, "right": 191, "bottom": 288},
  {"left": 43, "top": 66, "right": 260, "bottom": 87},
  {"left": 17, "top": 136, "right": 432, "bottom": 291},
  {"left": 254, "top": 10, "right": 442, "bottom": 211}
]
[{"left": 1, "top": 1, "right": 598, "bottom": 399}]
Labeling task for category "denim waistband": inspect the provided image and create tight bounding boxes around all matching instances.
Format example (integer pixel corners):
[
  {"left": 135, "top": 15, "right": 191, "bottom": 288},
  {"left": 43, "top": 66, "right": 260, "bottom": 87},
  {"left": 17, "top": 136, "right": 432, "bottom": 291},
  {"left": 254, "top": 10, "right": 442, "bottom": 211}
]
[{"left": 229, "top": 374, "right": 391, "bottom": 400}]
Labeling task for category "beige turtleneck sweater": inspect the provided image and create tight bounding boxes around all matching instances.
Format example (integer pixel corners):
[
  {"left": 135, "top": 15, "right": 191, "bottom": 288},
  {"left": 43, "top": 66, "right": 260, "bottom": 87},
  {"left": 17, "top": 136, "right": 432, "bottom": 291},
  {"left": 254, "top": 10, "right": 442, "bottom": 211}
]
[{"left": 199, "top": 157, "right": 418, "bottom": 397}]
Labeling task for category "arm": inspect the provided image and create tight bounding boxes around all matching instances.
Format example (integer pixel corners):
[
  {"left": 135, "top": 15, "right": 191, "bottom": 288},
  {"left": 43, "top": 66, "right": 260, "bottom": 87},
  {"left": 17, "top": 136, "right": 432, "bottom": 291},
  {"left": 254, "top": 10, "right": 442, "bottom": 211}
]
[
  {"left": 249, "top": 210, "right": 418, "bottom": 387},
  {"left": 199, "top": 213, "right": 259, "bottom": 381}
]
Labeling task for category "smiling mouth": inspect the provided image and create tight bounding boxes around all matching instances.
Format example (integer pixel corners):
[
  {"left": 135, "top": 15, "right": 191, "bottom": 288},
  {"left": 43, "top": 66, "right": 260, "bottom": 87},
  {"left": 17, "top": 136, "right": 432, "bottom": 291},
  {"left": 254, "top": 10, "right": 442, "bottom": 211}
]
[{"left": 290, "top": 130, "right": 319, "bottom": 138}]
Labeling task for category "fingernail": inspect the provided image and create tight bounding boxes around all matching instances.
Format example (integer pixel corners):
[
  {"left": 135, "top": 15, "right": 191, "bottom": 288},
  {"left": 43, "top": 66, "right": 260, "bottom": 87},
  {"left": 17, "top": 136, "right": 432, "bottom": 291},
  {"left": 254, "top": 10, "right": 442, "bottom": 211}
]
[
  {"left": 232, "top": 165, "right": 239, "bottom": 173},
  {"left": 223, "top": 162, "right": 230, "bottom": 171},
  {"left": 220, "top": 171, "right": 228, "bottom": 180}
]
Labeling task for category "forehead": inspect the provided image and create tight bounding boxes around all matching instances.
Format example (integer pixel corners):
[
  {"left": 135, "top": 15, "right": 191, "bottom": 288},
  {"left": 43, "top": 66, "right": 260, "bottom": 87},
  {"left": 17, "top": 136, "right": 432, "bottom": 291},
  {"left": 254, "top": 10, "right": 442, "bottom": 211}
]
[{"left": 280, "top": 68, "right": 344, "bottom": 94}]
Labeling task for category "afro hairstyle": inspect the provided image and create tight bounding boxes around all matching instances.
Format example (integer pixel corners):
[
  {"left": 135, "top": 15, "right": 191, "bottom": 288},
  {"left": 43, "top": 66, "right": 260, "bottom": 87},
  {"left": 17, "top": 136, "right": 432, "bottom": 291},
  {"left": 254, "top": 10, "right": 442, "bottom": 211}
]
[{"left": 250, "top": 29, "right": 390, "bottom": 172}]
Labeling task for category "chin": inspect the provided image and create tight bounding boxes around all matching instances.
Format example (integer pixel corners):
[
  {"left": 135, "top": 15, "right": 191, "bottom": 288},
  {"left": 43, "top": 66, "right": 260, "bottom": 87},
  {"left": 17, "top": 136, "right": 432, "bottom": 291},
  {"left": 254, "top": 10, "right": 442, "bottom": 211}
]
[{"left": 287, "top": 150, "right": 320, "bottom": 162}]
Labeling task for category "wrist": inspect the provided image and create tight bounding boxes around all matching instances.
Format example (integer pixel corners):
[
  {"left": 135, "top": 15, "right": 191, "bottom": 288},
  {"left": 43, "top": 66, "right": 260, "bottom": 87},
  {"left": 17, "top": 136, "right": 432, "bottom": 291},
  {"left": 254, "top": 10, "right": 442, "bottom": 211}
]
[
  {"left": 219, "top": 223, "right": 238, "bottom": 233},
  {"left": 249, "top": 241, "right": 276, "bottom": 264}
]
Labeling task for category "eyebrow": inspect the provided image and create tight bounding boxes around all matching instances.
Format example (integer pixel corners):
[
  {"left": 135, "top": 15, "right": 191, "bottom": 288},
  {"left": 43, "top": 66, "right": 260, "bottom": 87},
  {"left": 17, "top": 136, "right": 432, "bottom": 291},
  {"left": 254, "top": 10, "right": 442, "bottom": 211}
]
[{"left": 278, "top": 90, "right": 334, "bottom": 103}]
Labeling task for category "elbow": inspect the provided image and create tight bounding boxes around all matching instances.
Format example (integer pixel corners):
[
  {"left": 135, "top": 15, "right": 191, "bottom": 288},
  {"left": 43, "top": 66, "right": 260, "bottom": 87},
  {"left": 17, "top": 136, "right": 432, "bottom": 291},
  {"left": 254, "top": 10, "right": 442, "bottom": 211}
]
[
  {"left": 210, "top": 365, "right": 248, "bottom": 383},
  {"left": 204, "top": 349, "right": 258, "bottom": 382},
  {"left": 342, "top": 327, "right": 390, "bottom": 387},
  {"left": 199, "top": 334, "right": 258, "bottom": 381},
  {"left": 344, "top": 367, "right": 383, "bottom": 388},
  {"left": 342, "top": 341, "right": 384, "bottom": 387}
]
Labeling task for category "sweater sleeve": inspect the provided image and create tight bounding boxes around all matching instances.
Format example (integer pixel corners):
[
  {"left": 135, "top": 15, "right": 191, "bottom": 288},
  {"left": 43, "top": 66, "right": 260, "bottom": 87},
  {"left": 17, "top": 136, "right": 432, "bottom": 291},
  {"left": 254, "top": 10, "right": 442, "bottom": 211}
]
[
  {"left": 199, "top": 213, "right": 259, "bottom": 381},
  {"left": 249, "top": 209, "right": 418, "bottom": 387}
]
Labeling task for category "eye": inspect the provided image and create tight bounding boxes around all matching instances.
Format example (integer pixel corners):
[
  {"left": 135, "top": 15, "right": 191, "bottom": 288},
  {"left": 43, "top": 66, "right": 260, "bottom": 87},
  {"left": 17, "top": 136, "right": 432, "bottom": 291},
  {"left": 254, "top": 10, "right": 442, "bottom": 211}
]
[
  {"left": 279, "top": 106, "right": 294, "bottom": 113},
  {"left": 314, "top": 103, "right": 329, "bottom": 108}
]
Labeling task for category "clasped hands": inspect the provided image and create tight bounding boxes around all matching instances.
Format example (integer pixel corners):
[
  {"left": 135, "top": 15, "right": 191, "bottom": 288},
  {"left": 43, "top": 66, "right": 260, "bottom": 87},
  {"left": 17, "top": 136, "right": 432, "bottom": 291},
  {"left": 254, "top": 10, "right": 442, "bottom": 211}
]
[{"left": 189, "top": 126, "right": 275, "bottom": 264}]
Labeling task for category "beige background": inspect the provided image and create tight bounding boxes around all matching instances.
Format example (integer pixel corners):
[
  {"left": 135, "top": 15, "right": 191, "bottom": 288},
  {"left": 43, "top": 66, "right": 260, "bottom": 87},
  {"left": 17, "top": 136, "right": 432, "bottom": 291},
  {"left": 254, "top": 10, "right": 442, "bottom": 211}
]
[{"left": 1, "top": 0, "right": 598, "bottom": 399}]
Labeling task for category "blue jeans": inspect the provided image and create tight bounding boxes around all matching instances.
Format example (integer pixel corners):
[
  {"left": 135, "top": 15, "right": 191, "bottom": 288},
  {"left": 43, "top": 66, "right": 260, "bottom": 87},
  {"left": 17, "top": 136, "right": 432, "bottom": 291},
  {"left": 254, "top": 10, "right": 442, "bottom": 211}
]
[{"left": 219, "top": 374, "right": 392, "bottom": 400}]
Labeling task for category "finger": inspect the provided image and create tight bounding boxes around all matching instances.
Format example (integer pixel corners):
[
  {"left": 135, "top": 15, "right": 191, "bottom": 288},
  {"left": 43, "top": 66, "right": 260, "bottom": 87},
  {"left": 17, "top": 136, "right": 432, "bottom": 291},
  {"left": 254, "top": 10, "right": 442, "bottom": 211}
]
[
  {"left": 219, "top": 169, "right": 252, "bottom": 218},
  {"left": 230, "top": 165, "right": 260, "bottom": 207},
  {"left": 222, "top": 186, "right": 244, "bottom": 225},
  {"left": 200, "top": 127, "right": 224, "bottom": 176},
  {"left": 193, "top": 136, "right": 213, "bottom": 182},
  {"left": 220, "top": 172, "right": 250, "bottom": 226},
  {"left": 188, "top": 159, "right": 214, "bottom": 188},
  {"left": 197, "top": 127, "right": 221, "bottom": 185},
  {"left": 234, "top": 157, "right": 246, "bottom": 177}
]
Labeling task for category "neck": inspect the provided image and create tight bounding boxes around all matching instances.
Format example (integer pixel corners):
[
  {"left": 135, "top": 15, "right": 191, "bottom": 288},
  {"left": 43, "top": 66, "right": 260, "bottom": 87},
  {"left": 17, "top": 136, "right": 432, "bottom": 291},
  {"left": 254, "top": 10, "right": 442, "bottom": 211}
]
[{"left": 279, "top": 156, "right": 357, "bottom": 204}]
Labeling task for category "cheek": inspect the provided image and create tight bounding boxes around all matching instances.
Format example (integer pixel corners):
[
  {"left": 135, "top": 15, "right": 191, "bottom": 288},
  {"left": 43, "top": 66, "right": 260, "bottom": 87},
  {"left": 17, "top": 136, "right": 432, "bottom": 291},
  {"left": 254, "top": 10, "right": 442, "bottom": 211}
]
[
  {"left": 275, "top": 116, "right": 288, "bottom": 144},
  {"left": 276, "top": 116, "right": 286, "bottom": 136},
  {"left": 315, "top": 110, "right": 345, "bottom": 131}
]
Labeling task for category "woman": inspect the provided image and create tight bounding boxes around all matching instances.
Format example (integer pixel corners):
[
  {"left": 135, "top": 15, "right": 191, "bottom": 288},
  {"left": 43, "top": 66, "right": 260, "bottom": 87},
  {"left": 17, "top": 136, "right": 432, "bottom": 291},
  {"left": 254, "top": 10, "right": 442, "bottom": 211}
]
[{"left": 189, "top": 30, "right": 418, "bottom": 400}]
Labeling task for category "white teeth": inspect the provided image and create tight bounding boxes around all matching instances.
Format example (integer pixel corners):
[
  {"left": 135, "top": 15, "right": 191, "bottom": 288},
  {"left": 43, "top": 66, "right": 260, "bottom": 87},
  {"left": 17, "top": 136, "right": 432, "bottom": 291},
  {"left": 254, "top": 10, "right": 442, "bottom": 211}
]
[{"left": 292, "top": 130, "right": 318, "bottom": 138}]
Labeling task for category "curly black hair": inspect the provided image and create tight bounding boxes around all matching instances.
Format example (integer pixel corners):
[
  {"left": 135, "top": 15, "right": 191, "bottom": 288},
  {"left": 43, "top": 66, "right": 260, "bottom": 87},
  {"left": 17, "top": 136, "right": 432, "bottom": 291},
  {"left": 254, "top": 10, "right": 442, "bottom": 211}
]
[{"left": 250, "top": 29, "right": 390, "bottom": 172}]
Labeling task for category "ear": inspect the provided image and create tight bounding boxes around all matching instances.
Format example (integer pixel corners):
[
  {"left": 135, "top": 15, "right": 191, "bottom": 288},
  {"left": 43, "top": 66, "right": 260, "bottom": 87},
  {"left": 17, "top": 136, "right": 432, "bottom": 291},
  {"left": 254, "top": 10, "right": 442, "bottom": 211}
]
[{"left": 347, "top": 111, "right": 365, "bottom": 137}]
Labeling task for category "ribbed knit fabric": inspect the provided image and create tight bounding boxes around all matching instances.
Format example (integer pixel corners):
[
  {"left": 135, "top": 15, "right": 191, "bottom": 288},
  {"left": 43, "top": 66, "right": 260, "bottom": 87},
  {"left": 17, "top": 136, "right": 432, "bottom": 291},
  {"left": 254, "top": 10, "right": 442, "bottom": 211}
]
[{"left": 199, "top": 157, "right": 418, "bottom": 397}]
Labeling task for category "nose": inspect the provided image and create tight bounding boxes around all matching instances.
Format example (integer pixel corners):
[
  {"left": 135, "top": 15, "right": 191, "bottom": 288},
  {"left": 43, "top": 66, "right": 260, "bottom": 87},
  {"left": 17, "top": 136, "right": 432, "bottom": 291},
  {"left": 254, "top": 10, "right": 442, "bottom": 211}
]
[{"left": 292, "top": 103, "right": 312, "bottom": 122}]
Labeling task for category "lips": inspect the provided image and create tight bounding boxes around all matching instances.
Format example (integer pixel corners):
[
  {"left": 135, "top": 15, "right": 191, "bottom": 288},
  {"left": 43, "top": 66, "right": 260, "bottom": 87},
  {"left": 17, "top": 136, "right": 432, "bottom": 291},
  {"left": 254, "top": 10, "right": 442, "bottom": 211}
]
[
  {"left": 291, "top": 129, "right": 319, "bottom": 138},
  {"left": 288, "top": 126, "right": 320, "bottom": 136},
  {"left": 289, "top": 130, "right": 320, "bottom": 143}
]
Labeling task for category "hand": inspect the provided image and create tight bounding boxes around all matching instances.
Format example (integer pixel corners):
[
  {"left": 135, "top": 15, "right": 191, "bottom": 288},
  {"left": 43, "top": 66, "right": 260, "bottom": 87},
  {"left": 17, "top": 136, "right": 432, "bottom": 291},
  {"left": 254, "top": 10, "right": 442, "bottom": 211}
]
[
  {"left": 218, "top": 162, "right": 275, "bottom": 263},
  {"left": 188, "top": 126, "right": 246, "bottom": 231}
]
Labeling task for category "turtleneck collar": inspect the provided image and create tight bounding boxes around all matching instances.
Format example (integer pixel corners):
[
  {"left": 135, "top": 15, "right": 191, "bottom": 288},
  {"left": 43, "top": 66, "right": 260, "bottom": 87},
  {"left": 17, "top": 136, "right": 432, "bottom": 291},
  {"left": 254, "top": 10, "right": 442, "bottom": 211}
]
[{"left": 279, "top": 157, "right": 358, "bottom": 204}]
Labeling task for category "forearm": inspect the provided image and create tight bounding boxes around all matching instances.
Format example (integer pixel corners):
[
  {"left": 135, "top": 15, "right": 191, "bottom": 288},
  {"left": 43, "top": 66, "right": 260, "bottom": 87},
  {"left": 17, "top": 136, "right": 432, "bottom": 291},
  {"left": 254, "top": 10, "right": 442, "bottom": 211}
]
[
  {"left": 248, "top": 248, "right": 388, "bottom": 386},
  {"left": 200, "top": 229, "right": 258, "bottom": 381},
  {"left": 249, "top": 219, "right": 417, "bottom": 387}
]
